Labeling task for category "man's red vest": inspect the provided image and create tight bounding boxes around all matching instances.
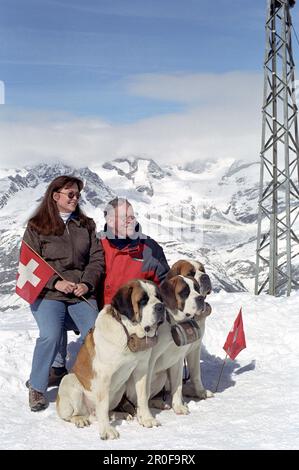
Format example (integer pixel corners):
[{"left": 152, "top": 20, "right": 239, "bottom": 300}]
[{"left": 100, "top": 236, "right": 169, "bottom": 305}]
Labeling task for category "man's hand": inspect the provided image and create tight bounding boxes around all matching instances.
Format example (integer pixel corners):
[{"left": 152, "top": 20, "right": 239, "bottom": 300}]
[
  {"left": 73, "top": 283, "right": 89, "bottom": 297},
  {"left": 55, "top": 280, "right": 76, "bottom": 294}
]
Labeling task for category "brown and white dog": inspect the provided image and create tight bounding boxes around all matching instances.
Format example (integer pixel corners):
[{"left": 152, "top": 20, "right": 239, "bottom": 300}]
[
  {"left": 56, "top": 279, "right": 165, "bottom": 440},
  {"left": 165, "top": 259, "right": 213, "bottom": 400},
  {"left": 125, "top": 274, "right": 207, "bottom": 415}
]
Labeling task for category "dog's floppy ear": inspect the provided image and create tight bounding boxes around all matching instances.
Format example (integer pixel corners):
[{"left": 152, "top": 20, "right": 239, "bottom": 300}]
[
  {"left": 111, "top": 285, "right": 134, "bottom": 321},
  {"left": 165, "top": 261, "right": 183, "bottom": 281},
  {"left": 160, "top": 278, "right": 177, "bottom": 311}
]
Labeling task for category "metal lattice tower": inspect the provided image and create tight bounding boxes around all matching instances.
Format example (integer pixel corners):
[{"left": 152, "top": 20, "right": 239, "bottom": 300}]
[{"left": 255, "top": 0, "right": 299, "bottom": 296}]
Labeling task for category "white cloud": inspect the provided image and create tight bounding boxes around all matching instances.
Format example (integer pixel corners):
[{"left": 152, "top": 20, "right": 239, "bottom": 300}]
[
  {"left": 127, "top": 71, "right": 263, "bottom": 106},
  {"left": 0, "top": 71, "right": 263, "bottom": 169}
]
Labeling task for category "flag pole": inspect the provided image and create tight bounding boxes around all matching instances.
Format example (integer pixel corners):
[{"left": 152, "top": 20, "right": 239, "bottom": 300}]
[
  {"left": 22, "top": 240, "right": 98, "bottom": 312},
  {"left": 214, "top": 354, "right": 228, "bottom": 393}
]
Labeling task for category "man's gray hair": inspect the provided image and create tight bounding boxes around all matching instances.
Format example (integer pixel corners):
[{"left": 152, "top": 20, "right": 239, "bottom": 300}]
[{"left": 104, "top": 197, "right": 132, "bottom": 217}]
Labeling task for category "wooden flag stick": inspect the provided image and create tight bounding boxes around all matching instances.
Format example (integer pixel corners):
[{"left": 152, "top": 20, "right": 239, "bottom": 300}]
[
  {"left": 22, "top": 240, "right": 98, "bottom": 312},
  {"left": 214, "top": 354, "right": 228, "bottom": 393}
]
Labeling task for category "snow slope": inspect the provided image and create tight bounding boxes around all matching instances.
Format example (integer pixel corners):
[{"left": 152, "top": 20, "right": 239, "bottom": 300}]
[{"left": 1, "top": 291, "right": 299, "bottom": 450}]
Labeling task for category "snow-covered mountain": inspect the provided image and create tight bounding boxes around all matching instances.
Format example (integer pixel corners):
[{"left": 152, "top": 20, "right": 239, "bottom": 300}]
[{"left": 1, "top": 156, "right": 295, "bottom": 311}]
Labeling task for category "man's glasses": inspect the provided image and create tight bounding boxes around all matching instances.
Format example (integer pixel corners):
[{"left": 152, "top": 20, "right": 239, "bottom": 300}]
[
  {"left": 57, "top": 191, "right": 81, "bottom": 200},
  {"left": 118, "top": 215, "right": 136, "bottom": 223}
]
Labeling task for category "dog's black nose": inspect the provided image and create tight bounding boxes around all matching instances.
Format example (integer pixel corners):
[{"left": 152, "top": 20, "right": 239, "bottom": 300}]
[
  {"left": 196, "top": 295, "right": 205, "bottom": 311},
  {"left": 200, "top": 274, "right": 212, "bottom": 297},
  {"left": 186, "top": 313, "right": 191, "bottom": 317},
  {"left": 144, "top": 325, "right": 151, "bottom": 332}
]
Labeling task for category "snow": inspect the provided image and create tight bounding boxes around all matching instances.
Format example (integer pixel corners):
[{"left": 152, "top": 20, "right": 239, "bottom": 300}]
[
  {"left": 0, "top": 168, "right": 28, "bottom": 179},
  {"left": 1, "top": 290, "right": 299, "bottom": 450}
]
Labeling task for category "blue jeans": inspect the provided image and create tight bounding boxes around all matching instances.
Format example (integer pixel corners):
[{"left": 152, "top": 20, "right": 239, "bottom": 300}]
[
  {"left": 29, "top": 298, "right": 98, "bottom": 393},
  {"left": 51, "top": 313, "right": 79, "bottom": 369}
]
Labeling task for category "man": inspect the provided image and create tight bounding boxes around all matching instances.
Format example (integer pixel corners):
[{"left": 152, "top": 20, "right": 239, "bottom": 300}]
[{"left": 100, "top": 197, "right": 170, "bottom": 306}]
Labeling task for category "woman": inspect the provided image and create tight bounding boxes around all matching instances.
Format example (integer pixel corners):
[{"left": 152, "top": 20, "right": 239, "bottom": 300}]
[{"left": 22, "top": 175, "right": 105, "bottom": 412}]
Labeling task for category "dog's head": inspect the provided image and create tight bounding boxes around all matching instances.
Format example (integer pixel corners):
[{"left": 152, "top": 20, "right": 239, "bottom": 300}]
[
  {"left": 165, "top": 260, "right": 212, "bottom": 297},
  {"left": 160, "top": 275, "right": 205, "bottom": 322},
  {"left": 111, "top": 279, "right": 165, "bottom": 338}
]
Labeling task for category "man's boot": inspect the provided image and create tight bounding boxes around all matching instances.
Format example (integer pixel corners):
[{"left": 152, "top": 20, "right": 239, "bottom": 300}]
[{"left": 29, "top": 386, "right": 48, "bottom": 412}]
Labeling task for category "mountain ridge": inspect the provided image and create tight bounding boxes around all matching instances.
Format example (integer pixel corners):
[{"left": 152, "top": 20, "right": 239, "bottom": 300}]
[{"left": 1, "top": 156, "right": 294, "bottom": 311}]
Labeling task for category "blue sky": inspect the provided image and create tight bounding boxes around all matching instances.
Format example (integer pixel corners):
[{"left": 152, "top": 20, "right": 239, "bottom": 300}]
[
  {"left": 0, "top": 0, "right": 299, "bottom": 167},
  {"left": 1, "top": 0, "right": 289, "bottom": 121}
]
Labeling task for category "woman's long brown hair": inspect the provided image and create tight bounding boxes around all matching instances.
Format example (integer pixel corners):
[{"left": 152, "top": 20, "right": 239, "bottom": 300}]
[{"left": 28, "top": 175, "right": 93, "bottom": 235}]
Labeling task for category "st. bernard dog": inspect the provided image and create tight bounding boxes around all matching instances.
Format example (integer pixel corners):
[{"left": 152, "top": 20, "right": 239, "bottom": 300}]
[
  {"left": 56, "top": 279, "right": 165, "bottom": 440},
  {"left": 165, "top": 259, "right": 214, "bottom": 400},
  {"left": 125, "top": 274, "right": 207, "bottom": 415}
]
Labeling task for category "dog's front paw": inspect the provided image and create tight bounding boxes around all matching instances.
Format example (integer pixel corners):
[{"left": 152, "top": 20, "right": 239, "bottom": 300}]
[
  {"left": 138, "top": 415, "right": 161, "bottom": 428},
  {"left": 196, "top": 389, "right": 214, "bottom": 399},
  {"left": 100, "top": 425, "right": 120, "bottom": 440},
  {"left": 70, "top": 415, "right": 90, "bottom": 428},
  {"left": 173, "top": 403, "right": 189, "bottom": 415}
]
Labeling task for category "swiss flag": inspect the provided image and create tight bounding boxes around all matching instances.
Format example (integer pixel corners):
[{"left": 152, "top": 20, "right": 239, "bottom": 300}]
[
  {"left": 223, "top": 308, "right": 246, "bottom": 360},
  {"left": 16, "top": 241, "right": 56, "bottom": 304}
]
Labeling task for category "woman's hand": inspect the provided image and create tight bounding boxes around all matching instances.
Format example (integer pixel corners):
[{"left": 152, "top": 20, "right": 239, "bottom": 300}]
[
  {"left": 73, "top": 283, "right": 89, "bottom": 297},
  {"left": 55, "top": 280, "right": 76, "bottom": 294}
]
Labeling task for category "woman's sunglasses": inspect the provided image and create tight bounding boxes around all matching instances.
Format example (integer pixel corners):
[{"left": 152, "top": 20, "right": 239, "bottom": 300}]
[{"left": 57, "top": 191, "right": 81, "bottom": 200}]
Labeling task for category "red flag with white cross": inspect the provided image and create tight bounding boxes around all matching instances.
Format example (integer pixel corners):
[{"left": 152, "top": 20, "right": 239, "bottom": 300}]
[
  {"left": 223, "top": 308, "right": 246, "bottom": 360},
  {"left": 16, "top": 241, "right": 56, "bottom": 304}
]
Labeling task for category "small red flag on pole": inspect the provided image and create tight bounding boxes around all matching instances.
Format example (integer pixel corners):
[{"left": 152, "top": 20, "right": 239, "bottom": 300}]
[
  {"left": 214, "top": 308, "right": 246, "bottom": 393},
  {"left": 223, "top": 308, "right": 246, "bottom": 360},
  {"left": 16, "top": 241, "right": 56, "bottom": 304}
]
